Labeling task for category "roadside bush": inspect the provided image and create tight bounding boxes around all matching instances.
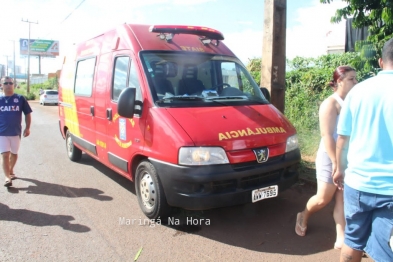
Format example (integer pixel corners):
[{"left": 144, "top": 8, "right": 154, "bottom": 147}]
[
  {"left": 285, "top": 53, "right": 372, "bottom": 132},
  {"left": 13, "top": 88, "right": 36, "bottom": 100},
  {"left": 13, "top": 78, "right": 57, "bottom": 99},
  {"left": 247, "top": 52, "right": 373, "bottom": 157},
  {"left": 25, "top": 92, "right": 36, "bottom": 100}
]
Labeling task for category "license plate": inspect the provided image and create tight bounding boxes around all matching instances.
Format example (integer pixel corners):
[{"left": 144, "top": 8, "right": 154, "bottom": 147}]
[{"left": 252, "top": 185, "right": 278, "bottom": 203}]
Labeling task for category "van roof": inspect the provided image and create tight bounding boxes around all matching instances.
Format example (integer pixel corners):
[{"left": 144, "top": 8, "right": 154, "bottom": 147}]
[
  {"left": 128, "top": 24, "right": 234, "bottom": 56},
  {"left": 149, "top": 25, "right": 224, "bottom": 41},
  {"left": 72, "top": 24, "right": 235, "bottom": 59}
]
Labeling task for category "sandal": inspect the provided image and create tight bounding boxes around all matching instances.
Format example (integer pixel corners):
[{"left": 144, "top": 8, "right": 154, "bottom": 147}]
[
  {"left": 10, "top": 174, "right": 16, "bottom": 180},
  {"left": 295, "top": 212, "right": 307, "bottom": 236},
  {"left": 4, "top": 179, "right": 12, "bottom": 187}
]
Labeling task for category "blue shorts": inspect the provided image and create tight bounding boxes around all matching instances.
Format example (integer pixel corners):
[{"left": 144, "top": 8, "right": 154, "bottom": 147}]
[{"left": 344, "top": 184, "right": 393, "bottom": 262}]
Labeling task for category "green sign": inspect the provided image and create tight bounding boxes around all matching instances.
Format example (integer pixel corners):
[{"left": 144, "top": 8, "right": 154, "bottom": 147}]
[{"left": 20, "top": 39, "right": 59, "bottom": 56}]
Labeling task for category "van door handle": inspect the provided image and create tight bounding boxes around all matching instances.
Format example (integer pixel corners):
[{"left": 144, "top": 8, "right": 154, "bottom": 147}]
[
  {"left": 107, "top": 108, "right": 112, "bottom": 120},
  {"left": 90, "top": 106, "right": 95, "bottom": 116}
]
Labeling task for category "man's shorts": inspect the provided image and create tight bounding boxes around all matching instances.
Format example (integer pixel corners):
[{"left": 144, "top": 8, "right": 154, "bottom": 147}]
[
  {"left": 0, "top": 136, "right": 21, "bottom": 154},
  {"left": 344, "top": 184, "right": 393, "bottom": 262}
]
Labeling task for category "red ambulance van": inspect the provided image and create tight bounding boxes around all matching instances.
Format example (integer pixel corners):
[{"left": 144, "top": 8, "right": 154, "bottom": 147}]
[{"left": 58, "top": 24, "right": 301, "bottom": 219}]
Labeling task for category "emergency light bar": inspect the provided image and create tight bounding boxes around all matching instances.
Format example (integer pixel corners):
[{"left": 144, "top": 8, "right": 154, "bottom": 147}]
[{"left": 149, "top": 25, "right": 225, "bottom": 43}]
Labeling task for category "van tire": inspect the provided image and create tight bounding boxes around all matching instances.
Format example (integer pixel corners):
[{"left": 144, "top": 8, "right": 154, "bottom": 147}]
[
  {"left": 135, "top": 161, "right": 170, "bottom": 220},
  {"left": 66, "top": 130, "right": 82, "bottom": 162}
]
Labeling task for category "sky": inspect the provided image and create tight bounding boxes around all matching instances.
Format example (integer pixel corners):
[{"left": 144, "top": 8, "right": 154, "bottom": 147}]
[{"left": 0, "top": 0, "right": 347, "bottom": 75}]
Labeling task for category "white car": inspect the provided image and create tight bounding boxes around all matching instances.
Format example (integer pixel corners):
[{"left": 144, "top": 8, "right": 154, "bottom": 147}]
[{"left": 39, "top": 89, "right": 58, "bottom": 105}]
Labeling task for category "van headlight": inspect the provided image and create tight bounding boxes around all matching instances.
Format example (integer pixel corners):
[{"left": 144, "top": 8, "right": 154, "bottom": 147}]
[
  {"left": 179, "top": 147, "right": 229, "bottom": 166},
  {"left": 285, "top": 134, "right": 299, "bottom": 152}
]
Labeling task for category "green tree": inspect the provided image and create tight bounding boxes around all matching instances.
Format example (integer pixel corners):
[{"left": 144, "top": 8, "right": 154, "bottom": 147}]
[
  {"left": 320, "top": 0, "right": 393, "bottom": 70},
  {"left": 246, "top": 58, "right": 261, "bottom": 85}
]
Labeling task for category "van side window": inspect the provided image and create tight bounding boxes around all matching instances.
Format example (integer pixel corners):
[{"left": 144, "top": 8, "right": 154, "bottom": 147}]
[
  {"left": 221, "top": 62, "right": 256, "bottom": 96},
  {"left": 75, "top": 58, "right": 95, "bottom": 96},
  {"left": 113, "top": 56, "right": 129, "bottom": 101},
  {"left": 221, "top": 62, "right": 239, "bottom": 88},
  {"left": 113, "top": 57, "right": 142, "bottom": 102},
  {"left": 238, "top": 66, "right": 257, "bottom": 96},
  {"left": 129, "top": 61, "right": 142, "bottom": 101}
]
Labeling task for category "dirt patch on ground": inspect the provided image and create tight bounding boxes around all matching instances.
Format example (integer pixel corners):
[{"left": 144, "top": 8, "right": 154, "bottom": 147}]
[
  {"left": 299, "top": 156, "right": 316, "bottom": 185},
  {"left": 301, "top": 155, "right": 316, "bottom": 162}
]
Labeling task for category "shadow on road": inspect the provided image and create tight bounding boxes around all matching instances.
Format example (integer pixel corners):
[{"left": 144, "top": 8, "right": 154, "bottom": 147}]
[
  {"left": 13, "top": 177, "right": 113, "bottom": 201},
  {"left": 159, "top": 182, "right": 337, "bottom": 256},
  {"left": 65, "top": 153, "right": 335, "bottom": 256},
  {"left": 0, "top": 203, "right": 90, "bottom": 233},
  {"left": 76, "top": 154, "right": 136, "bottom": 195}
]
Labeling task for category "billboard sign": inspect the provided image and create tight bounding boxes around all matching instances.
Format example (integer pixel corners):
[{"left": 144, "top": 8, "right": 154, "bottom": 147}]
[{"left": 20, "top": 39, "right": 59, "bottom": 56}]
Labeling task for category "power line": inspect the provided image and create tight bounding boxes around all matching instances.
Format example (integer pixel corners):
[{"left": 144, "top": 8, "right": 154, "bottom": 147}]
[
  {"left": 44, "top": 0, "right": 86, "bottom": 38},
  {"left": 59, "top": 0, "right": 86, "bottom": 25}
]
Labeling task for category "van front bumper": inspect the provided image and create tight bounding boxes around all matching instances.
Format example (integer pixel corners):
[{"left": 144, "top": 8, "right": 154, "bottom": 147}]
[{"left": 149, "top": 149, "right": 301, "bottom": 210}]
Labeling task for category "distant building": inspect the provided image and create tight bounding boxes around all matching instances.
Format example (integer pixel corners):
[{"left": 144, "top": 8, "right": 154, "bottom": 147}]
[
  {"left": 327, "top": 44, "right": 345, "bottom": 54},
  {"left": 15, "top": 65, "right": 22, "bottom": 74},
  {"left": 30, "top": 74, "right": 48, "bottom": 84},
  {"left": 345, "top": 18, "right": 369, "bottom": 52},
  {"left": 48, "top": 69, "right": 61, "bottom": 79},
  {"left": 325, "top": 18, "right": 368, "bottom": 55}
]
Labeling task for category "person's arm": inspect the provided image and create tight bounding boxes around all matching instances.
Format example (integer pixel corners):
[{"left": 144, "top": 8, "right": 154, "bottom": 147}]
[
  {"left": 23, "top": 113, "right": 31, "bottom": 137},
  {"left": 319, "top": 97, "right": 338, "bottom": 170},
  {"left": 333, "top": 135, "right": 349, "bottom": 190}
]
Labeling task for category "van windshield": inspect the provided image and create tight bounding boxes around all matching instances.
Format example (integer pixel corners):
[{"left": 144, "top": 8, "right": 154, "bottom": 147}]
[{"left": 140, "top": 52, "right": 269, "bottom": 107}]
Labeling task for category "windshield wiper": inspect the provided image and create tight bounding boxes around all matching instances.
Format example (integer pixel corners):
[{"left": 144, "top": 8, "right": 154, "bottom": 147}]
[
  {"left": 156, "top": 95, "right": 204, "bottom": 103},
  {"left": 206, "top": 96, "right": 248, "bottom": 100}
]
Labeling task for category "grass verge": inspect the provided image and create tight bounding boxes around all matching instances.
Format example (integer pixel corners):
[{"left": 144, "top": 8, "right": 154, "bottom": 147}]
[{"left": 297, "top": 129, "right": 319, "bottom": 184}]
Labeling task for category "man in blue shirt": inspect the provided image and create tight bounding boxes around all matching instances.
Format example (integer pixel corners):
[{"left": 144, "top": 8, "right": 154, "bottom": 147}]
[
  {"left": 0, "top": 76, "right": 32, "bottom": 187},
  {"left": 334, "top": 38, "right": 393, "bottom": 262}
]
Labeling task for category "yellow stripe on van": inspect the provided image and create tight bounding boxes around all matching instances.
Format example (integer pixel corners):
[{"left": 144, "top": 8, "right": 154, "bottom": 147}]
[
  {"left": 63, "top": 88, "right": 80, "bottom": 137},
  {"left": 60, "top": 55, "right": 81, "bottom": 137}
]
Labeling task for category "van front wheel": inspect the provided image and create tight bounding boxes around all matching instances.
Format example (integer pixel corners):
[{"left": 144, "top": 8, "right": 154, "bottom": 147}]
[
  {"left": 66, "top": 130, "right": 82, "bottom": 162},
  {"left": 135, "top": 161, "right": 170, "bottom": 220}
]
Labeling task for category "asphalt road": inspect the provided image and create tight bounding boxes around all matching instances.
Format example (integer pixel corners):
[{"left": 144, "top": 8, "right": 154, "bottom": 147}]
[{"left": 0, "top": 102, "right": 373, "bottom": 262}]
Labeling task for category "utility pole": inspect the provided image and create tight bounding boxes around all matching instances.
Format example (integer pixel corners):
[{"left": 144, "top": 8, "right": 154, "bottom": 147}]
[
  {"left": 4, "top": 55, "right": 8, "bottom": 75},
  {"left": 261, "top": 0, "right": 286, "bottom": 114},
  {"left": 21, "top": 19, "right": 38, "bottom": 94},
  {"left": 9, "top": 40, "right": 16, "bottom": 85},
  {"left": 38, "top": 55, "right": 41, "bottom": 74}
]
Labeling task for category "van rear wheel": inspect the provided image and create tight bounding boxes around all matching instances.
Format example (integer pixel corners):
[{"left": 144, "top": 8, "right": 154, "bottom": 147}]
[
  {"left": 66, "top": 130, "right": 82, "bottom": 162},
  {"left": 135, "top": 161, "right": 170, "bottom": 220}
]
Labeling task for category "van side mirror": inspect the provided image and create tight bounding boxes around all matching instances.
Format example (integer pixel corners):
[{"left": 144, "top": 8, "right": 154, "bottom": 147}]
[
  {"left": 118, "top": 87, "right": 136, "bottom": 118},
  {"left": 260, "top": 87, "right": 271, "bottom": 102}
]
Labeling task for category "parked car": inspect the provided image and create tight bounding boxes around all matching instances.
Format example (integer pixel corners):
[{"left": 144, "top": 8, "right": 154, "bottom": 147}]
[{"left": 40, "top": 90, "right": 58, "bottom": 105}]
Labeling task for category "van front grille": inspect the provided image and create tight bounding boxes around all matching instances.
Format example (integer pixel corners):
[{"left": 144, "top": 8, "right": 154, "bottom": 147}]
[
  {"left": 239, "top": 170, "right": 282, "bottom": 189},
  {"left": 211, "top": 179, "right": 236, "bottom": 193}
]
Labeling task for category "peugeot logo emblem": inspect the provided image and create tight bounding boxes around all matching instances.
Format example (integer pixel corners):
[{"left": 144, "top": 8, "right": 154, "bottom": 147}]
[{"left": 253, "top": 147, "right": 269, "bottom": 163}]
